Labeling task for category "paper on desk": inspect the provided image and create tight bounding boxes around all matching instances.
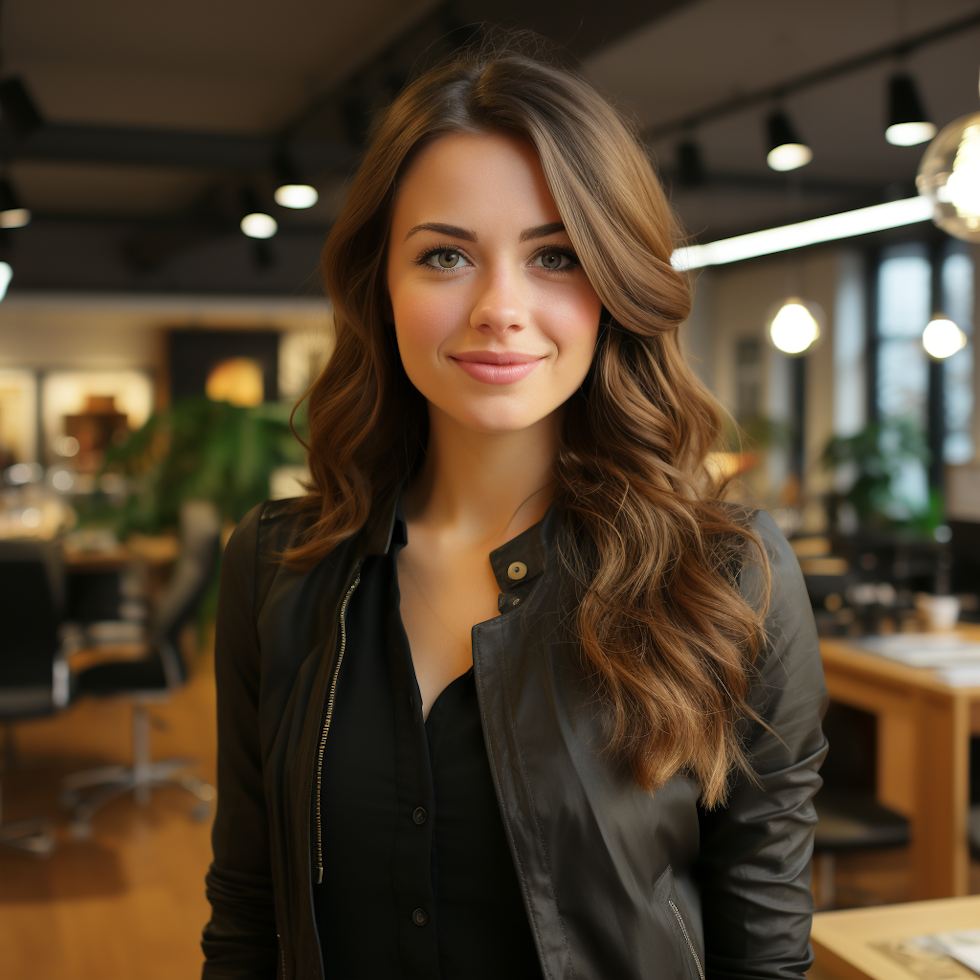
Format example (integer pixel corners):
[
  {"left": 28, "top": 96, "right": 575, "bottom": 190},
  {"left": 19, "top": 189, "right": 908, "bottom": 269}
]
[
  {"left": 914, "top": 931, "right": 980, "bottom": 975},
  {"left": 873, "top": 937, "right": 976, "bottom": 979},
  {"left": 935, "top": 665, "right": 980, "bottom": 687},
  {"left": 853, "top": 633, "right": 980, "bottom": 669}
]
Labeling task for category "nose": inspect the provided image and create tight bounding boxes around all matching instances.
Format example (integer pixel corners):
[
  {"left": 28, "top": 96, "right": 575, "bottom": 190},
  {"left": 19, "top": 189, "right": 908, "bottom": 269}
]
[{"left": 469, "top": 266, "right": 528, "bottom": 335}]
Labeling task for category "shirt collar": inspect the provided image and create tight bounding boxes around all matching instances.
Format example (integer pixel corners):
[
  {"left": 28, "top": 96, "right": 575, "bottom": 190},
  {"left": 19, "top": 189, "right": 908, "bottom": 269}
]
[{"left": 362, "top": 479, "right": 551, "bottom": 592}]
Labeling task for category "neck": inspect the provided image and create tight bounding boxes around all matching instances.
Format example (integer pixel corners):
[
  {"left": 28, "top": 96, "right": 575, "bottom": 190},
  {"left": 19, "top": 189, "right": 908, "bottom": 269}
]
[{"left": 403, "top": 404, "right": 563, "bottom": 547}]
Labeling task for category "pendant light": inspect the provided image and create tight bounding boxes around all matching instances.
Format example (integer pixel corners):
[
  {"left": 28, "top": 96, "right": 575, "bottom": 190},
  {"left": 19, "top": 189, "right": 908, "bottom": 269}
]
[
  {"left": 916, "top": 69, "right": 980, "bottom": 242},
  {"left": 767, "top": 298, "right": 823, "bottom": 355},
  {"left": 0, "top": 177, "right": 30, "bottom": 228},
  {"left": 766, "top": 110, "right": 812, "bottom": 172},
  {"left": 0, "top": 77, "right": 43, "bottom": 138},
  {"left": 240, "top": 188, "right": 277, "bottom": 240},
  {"left": 922, "top": 314, "right": 967, "bottom": 359},
  {"left": 885, "top": 73, "right": 936, "bottom": 146},
  {"left": 273, "top": 152, "right": 318, "bottom": 210},
  {"left": 676, "top": 139, "right": 705, "bottom": 187}
]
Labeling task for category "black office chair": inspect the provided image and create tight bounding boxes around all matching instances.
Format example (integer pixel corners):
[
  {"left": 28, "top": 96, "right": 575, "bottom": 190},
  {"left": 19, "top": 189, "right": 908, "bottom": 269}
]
[
  {"left": 60, "top": 500, "right": 220, "bottom": 830},
  {"left": 812, "top": 702, "right": 910, "bottom": 909},
  {"left": 0, "top": 539, "right": 76, "bottom": 856}
]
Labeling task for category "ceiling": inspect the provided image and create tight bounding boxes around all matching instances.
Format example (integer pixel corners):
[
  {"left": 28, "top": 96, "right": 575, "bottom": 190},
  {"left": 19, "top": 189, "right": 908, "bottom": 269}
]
[{"left": 0, "top": 0, "right": 977, "bottom": 295}]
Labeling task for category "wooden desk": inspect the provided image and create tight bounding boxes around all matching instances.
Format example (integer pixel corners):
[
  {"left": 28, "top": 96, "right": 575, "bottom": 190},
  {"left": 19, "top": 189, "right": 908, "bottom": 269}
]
[
  {"left": 63, "top": 534, "right": 179, "bottom": 573},
  {"left": 811, "top": 895, "right": 980, "bottom": 979},
  {"left": 820, "top": 627, "right": 980, "bottom": 899}
]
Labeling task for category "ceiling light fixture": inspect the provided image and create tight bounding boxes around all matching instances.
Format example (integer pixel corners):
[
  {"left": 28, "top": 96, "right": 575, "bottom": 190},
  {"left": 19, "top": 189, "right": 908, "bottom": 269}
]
[
  {"left": 766, "top": 109, "right": 813, "bottom": 172},
  {"left": 676, "top": 139, "right": 705, "bottom": 187},
  {"left": 885, "top": 72, "right": 937, "bottom": 146},
  {"left": 241, "top": 212, "right": 278, "bottom": 239},
  {"left": 0, "top": 76, "right": 44, "bottom": 138},
  {"left": 273, "top": 152, "right": 318, "bottom": 209},
  {"left": 768, "top": 298, "right": 823, "bottom": 355},
  {"left": 0, "top": 177, "right": 30, "bottom": 228},
  {"left": 922, "top": 314, "right": 967, "bottom": 359},
  {"left": 240, "top": 188, "right": 277, "bottom": 239},
  {"left": 916, "top": 69, "right": 980, "bottom": 242},
  {"left": 672, "top": 195, "right": 932, "bottom": 270},
  {"left": 274, "top": 184, "right": 318, "bottom": 209}
]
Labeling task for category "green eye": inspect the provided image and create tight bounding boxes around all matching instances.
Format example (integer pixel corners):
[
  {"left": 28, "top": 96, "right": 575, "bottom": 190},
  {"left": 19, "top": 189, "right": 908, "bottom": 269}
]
[
  {"left": 437, "top": 250, "right": 461, "bottom": 268},
  {"left": 540, "top": 251, "right": 562, "bottom": 270}
]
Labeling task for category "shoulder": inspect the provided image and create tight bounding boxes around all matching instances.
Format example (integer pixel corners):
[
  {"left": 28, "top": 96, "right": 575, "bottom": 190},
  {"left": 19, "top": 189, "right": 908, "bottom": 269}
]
[
  {"left": 727, "top": 508, "right": 806, "bottom": 617},
  {"left": 221, "top": 497, "right": 318, "bottom": 609}
]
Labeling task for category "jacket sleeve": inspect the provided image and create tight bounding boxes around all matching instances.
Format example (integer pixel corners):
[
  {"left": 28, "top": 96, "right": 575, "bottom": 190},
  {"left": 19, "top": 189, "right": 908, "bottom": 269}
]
[
  {"left": 202, "top": 503, "right": 279, "bottom": 979},
  {"left": 696, "top": 510, "right": 829, "bottom": 980}
]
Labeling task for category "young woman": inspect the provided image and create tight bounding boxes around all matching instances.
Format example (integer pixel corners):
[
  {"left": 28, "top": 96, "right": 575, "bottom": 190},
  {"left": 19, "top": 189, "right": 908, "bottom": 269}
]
[{"left": 202, "top": 43, "right": 828, "bottom": 980}]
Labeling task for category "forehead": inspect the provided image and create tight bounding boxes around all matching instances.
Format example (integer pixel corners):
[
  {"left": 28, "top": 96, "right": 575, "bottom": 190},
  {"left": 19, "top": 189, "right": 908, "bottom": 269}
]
[{"left": 390, "top": 130, "right": 562, "bottom": 230}]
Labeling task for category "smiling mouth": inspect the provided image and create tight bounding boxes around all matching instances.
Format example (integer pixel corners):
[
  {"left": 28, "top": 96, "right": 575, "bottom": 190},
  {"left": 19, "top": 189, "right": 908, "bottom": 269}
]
[
  {"left": 449, "top": 354, "right": 545, "bottom": 385},
  {"left": 450, "top": 350, "right": 545, "bottom": 365}
]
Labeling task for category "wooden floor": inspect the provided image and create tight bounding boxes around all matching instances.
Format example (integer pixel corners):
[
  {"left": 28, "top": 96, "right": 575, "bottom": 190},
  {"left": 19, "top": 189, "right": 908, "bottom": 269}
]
[
  {"left": 2, "top": 643, "right": 979, "bottom": 980},
  {"left": 0, "top": 643, "right": 218, "bottom": 980}
]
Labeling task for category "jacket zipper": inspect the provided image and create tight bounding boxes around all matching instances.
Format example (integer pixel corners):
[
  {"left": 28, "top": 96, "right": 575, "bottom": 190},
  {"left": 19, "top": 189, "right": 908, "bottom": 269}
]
[
  {"left": 668, "top": 899, "right": 705, "bottom": 980},
  {"left": 313, "top": 570, "right": 361, "bottom": 884}
]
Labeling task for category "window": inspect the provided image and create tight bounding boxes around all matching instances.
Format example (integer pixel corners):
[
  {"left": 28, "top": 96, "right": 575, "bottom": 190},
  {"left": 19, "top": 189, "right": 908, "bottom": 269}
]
[{"left": 873, "top": 240, "right": 974, "bottom": 515}]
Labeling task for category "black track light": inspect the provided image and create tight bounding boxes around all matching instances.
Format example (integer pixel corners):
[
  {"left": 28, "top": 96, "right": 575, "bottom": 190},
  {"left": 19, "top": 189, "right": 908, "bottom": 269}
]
[
  {"left": 886, "top": 73, "right": 936, "bottom": 146},
  {"left": 766, "top": 110, "right": 812, "bottom": 172},
  {"left": 240, "top": 187, "right": 276, "bottom": 239},
  {"left": 0, "top": 77, "right": 44, "bottom": 138},
  {"left": 272, "top": 151, "right": 317, "bottom": 210},
  {"left": 0, "top": 177, "right": 30, "bottom": 228},
  {"left": 676, "top": 140, "right": 705, "bottom": 187}
]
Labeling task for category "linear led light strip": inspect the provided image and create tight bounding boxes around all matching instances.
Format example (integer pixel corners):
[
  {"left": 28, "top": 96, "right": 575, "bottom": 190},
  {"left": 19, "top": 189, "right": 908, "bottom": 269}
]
[{"left": 671, "top": 196, "right": 933, "bottom": 271}]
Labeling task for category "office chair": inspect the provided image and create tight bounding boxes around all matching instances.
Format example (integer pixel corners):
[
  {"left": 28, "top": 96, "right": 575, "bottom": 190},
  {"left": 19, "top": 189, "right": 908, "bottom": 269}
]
[
  {"left": 812, "top": 702, "right": 910, "bottom": 909},
  {"left": 0, "top": 539, "right": 75, "bottom": 856},
  {"left": 61, "top": 500, "right": 220, "bottom": 830}
]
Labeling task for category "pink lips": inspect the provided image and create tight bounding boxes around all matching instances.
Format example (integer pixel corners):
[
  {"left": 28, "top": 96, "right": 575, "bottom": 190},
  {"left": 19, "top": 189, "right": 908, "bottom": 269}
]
[{"left": 449, "top": 350, "right": 545, "bottom": 385}]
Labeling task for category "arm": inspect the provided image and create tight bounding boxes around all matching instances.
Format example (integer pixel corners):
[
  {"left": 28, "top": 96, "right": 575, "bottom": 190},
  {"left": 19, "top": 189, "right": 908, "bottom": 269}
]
[
  {"left": 696, "top": 510, "right": 829, "bottom": 980},
  {"left": 202, "top": 504, "right": 279, "bottom": 979}
]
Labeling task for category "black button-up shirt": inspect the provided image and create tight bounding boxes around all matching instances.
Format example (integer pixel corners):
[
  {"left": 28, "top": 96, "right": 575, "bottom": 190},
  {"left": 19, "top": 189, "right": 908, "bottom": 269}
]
[{"left": 312, "top": 493, "right": 546, "bottom": 979}]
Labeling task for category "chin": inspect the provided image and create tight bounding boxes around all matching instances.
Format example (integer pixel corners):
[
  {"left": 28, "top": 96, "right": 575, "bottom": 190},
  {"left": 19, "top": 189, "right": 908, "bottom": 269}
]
[{"left": 438, "top": 399, "right": 552, "bottom": 435}]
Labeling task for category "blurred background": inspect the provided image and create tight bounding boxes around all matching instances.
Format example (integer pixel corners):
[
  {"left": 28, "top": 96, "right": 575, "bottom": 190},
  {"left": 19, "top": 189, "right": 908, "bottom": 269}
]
[{"left": 0, "top": 1, "right": 979, "bottom": 977}]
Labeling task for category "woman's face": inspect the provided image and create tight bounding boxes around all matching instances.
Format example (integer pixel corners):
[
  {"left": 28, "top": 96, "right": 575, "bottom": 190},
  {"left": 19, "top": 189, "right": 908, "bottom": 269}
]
[{"left": 386, "top": 130, "right": 602, "bottom": 435}]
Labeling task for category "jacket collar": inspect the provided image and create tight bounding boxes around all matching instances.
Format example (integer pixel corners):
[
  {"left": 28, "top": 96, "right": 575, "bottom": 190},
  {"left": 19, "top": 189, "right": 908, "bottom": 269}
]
[{"left": 360, "top": 478, "right": 558, "bottom": 594}]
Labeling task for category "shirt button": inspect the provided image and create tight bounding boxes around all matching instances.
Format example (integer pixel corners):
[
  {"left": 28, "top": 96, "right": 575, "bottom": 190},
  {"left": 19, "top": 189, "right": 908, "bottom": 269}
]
[
  {"left": 507, "top": 561, "right": 527, "bottom": 580},
  {"left": 412, "top": 907, "right": 428, "bottom": 927},
  {"left": 413, "top": 806, "right": 426, "bottom": 825}
]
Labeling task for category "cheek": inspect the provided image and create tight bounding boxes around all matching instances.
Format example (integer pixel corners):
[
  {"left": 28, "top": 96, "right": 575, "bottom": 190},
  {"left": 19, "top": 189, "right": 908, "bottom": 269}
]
[
  {"left": 391, "top": 284, "right": 465, "bottom": 364},
  {"left": 545, "top": 286, "right": 602, "bottom": 369}
]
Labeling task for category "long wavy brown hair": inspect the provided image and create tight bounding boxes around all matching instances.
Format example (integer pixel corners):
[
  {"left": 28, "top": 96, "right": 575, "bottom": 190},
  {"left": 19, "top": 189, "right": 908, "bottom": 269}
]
[{"left": 286, "top": 42, "right": 770, "bottom": 807}]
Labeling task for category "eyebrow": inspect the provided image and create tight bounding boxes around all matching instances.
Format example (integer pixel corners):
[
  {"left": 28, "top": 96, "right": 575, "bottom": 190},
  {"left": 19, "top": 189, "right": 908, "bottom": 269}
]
[{"left": 404, "top": 220, "right": 566, "bottom": 243}]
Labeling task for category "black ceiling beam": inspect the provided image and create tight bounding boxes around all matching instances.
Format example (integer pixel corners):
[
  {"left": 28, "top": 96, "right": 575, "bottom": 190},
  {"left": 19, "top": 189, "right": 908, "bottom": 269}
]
[
  {"left": 644, "top": 9, "right": 980, "bottom": 142},
  {"left": 0, "top": 122, "right": 359, "bottom": 174}
]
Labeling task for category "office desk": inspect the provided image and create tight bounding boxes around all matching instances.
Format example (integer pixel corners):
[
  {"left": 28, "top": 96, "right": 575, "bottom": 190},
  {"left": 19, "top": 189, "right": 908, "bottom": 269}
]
[
  {"left": 63, "top": 533, "right": 178, "bottom": 573},
  {"left": 820, "top": 627, "right": 980, "bottom": 899},
  {"left": 810, "top": 895, "right": 980, "bottom": 979}
]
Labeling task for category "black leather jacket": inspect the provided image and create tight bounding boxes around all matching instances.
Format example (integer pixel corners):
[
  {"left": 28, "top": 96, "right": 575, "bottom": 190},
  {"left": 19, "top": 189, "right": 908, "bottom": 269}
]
[{"left": 202, "top": 490, "right": 828, "bottom": 980}]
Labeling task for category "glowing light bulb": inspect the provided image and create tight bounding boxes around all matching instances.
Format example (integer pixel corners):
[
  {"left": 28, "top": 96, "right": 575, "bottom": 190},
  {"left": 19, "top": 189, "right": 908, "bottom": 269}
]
[
  {"left": 769, "top": 299, "right": 821, "bottom": 355},
  {"left": 886, "top": 120, "right": 937, "bottom": 147},
  {"left": 240, "top": 213, "right": 278, "bottom": 239},
  {"left": 917, "top": 93, "right": 980, "bottom": 242},
  {"left": 922, "top": 316, "right": 967, "bottom": 359},
  {"left": 274, "top": 184, "right": 318, "bottom": 209},
  {"left": 0, "top": 207, "right": 30, "bottom": 228},
  {"left": 766, "top": 143, "right": 813, "bottom": 172}
]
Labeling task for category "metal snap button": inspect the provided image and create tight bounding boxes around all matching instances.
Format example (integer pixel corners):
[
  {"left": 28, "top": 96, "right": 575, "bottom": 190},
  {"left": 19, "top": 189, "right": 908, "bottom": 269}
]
[
  {"left": 413, "top": 807, "right": 426, "bottom": 825},
  {"left": 507, "top": 561, "right": 527, "bottom": 580},
  {"left": 412, "top": 907, "right": 428, "bottom": 927},
  {"left": 511, "top": 597, "right": 521, "bottom": 607}
]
